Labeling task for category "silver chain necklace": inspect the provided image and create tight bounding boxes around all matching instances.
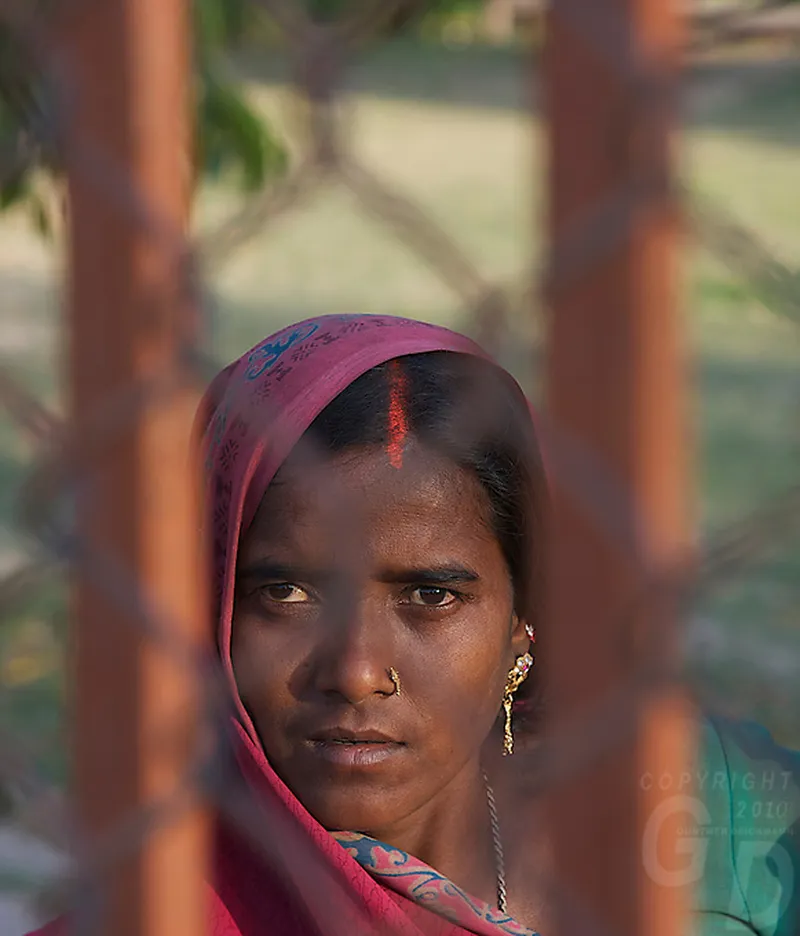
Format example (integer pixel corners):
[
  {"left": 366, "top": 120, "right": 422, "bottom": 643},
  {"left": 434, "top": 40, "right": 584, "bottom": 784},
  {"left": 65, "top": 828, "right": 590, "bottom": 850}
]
[{"left": 482, "top": 771, "right": 508, "bottom": 914}]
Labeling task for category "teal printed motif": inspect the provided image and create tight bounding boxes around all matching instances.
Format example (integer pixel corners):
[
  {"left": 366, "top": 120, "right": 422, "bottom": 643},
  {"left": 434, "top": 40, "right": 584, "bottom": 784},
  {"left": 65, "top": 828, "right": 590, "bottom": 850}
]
[
  {"left": 331, "top": 831, "right": 537, "bottom": 936},
  {"left": 244, "top": 323, "right": 319, "bottom": 380}
]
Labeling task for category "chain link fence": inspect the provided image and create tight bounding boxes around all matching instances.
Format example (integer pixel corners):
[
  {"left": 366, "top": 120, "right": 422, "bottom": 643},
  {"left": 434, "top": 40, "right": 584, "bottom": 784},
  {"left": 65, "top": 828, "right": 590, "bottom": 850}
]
[{"left": 0, "top": 0, "right": 798, "bottom": 933}]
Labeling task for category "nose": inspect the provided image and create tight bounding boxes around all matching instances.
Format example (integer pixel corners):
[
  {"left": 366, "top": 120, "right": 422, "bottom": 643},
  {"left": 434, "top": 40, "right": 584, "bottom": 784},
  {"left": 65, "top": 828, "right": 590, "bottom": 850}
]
[{"left": 310, "top": 596, "right": 394, "bottom": 706}]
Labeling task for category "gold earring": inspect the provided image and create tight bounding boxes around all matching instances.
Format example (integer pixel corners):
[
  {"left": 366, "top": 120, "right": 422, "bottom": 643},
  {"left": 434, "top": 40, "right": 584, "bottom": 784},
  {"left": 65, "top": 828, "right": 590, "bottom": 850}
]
[
  {"left": 388, "top": 667, "right": 401, "bottom": 696},
  {"left": 502, "top": 653, "right": 533, "bottom": 756}
]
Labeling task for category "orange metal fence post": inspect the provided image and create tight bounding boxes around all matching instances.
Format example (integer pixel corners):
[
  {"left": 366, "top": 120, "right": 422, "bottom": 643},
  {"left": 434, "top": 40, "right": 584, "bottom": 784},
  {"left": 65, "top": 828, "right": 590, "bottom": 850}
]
[
  {"left": 62, "top": 0, "right": 208, "bottom": 933},
  {"left": 544, "top": 2, "right": 693, "bottom": 936}
]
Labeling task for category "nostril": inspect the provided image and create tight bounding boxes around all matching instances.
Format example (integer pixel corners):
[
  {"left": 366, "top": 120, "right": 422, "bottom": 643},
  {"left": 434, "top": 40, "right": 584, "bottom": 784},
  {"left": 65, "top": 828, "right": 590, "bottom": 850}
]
[{"left": 312, "top": 654, "right": 393, "bottom": 707}]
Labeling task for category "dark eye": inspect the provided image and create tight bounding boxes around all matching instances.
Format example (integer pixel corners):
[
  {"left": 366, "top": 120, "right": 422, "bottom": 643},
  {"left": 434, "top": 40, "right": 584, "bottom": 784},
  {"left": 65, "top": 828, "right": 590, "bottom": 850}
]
[
  {"left": 408, "top": 586, "right": 458, "bottom": 608},
  {"left": 262, "top": 583, "right": 311, "bottom": 604}
]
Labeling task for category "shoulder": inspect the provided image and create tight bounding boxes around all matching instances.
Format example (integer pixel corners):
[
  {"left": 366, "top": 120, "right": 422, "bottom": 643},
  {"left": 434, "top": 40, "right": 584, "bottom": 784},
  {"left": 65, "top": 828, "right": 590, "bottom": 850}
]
[{"left": 694, "top": 715, "right": 799, "bottom": 936}]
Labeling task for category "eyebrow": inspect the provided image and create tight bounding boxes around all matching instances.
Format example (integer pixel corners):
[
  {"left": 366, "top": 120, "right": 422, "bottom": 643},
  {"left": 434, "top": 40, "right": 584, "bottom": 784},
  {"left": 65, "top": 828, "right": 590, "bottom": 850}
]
[
  {"left": 378, "top": 565, "right": 480, "bottom": 586},
  {"left": 237, "top": 561, "right": 330, "bottom": 584},
  {"left": 237, "top": 561, "right": 480, "bottom": 587}
]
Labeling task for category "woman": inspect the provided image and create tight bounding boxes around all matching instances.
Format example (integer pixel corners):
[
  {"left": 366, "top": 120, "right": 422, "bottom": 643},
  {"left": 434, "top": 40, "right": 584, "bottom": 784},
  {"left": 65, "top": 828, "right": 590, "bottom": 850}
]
[{"left": 30, "top": 314, "right": 798, "bottom": 935}]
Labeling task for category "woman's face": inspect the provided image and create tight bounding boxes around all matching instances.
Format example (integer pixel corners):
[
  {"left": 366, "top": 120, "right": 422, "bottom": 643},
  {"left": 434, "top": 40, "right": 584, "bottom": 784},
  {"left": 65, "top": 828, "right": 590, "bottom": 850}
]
[{"left": 231, "top": 439, "right": 530, "bottom": 833}]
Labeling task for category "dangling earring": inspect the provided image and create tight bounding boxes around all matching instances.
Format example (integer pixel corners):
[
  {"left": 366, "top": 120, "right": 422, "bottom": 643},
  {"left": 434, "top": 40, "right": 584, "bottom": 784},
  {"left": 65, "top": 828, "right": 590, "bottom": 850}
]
[{"left": 502, "top": 653, "right": 534, "bottom": 756}]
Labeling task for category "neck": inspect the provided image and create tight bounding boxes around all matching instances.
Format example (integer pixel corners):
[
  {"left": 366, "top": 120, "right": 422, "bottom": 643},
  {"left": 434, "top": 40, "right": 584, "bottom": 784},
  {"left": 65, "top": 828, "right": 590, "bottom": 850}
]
[{"left": 364, "top": 760, "right": 498, "bottom": 907}]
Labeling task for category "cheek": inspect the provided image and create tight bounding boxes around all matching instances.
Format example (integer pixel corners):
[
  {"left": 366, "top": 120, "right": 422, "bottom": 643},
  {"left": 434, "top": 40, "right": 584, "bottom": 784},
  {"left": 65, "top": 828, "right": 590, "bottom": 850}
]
[
  {"left": 230, "top": 611, "right": 294, "bottom": 718},
  {"left": 406, "top": 609, "right": 510, "bottom": 742}
]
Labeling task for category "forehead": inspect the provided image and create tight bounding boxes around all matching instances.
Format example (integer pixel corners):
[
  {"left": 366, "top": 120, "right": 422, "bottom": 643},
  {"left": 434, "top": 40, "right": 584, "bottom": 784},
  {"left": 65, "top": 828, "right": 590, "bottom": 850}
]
[{"left": 242, "top": 442, "right": 499, "bottom": 563}]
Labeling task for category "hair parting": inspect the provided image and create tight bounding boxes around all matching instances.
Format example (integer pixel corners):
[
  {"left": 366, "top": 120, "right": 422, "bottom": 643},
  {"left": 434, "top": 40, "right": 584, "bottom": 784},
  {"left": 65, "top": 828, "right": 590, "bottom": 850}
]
[{"left": 386, "top": 359, "right": 410, "bottom": 469}]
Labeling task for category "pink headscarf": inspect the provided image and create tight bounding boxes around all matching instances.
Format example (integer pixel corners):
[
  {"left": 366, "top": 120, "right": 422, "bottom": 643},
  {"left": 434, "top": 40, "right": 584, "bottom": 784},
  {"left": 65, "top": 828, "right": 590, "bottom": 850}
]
[{"left": 30, "top": 315, "right": 536, "bottom": 936}]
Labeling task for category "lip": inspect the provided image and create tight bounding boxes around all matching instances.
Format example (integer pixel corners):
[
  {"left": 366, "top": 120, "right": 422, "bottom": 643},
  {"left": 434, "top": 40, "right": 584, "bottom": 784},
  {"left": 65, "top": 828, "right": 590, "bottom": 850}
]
[
  {"left": 310, "top": 727, "right": 400, "bottom": 744},
  {"left": 305, "top": 727, "right": 406, "bottom": 768}
]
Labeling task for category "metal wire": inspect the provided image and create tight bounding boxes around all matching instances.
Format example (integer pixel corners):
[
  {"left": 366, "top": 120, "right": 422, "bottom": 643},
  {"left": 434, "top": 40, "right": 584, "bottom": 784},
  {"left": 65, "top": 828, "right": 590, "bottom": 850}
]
[{"left": 0, "top": 0, "right": 798, "bottom": 934}]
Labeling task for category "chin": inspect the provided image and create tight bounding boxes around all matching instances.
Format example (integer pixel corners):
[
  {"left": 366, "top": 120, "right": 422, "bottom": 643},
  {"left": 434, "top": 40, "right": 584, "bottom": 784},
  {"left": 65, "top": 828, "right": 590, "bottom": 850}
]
[
  {"left": 298, "top": 787, "right": 405, "bottom": 836},
  {"left": 272, "top": 742, "right": 424, "bottom": 835}
]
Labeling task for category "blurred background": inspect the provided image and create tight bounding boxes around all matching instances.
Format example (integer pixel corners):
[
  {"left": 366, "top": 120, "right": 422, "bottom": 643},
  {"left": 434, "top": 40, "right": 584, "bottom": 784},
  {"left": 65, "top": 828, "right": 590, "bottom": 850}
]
[{"left": 0, "top": 0, "right": 798, "bottom": 930}]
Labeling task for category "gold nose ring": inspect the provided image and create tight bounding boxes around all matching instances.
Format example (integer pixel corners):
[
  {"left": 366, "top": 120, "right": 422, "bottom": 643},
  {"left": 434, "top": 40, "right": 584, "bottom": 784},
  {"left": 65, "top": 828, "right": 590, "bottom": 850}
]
[{"left": 388, "top": 667, "right": 401, "bottom": 696}]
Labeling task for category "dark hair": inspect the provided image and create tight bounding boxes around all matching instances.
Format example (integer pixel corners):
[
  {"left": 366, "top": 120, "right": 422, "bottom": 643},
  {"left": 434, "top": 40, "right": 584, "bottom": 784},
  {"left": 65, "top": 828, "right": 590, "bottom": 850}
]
[{"left": 304, "top": 351, "right": 547, "bottom": 731}]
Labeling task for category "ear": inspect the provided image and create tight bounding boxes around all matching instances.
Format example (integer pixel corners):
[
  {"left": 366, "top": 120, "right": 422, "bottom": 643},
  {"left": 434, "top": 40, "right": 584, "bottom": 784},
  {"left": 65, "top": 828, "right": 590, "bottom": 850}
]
[{"left": 510, "top": 611, "right": 530, "bottom": 657}]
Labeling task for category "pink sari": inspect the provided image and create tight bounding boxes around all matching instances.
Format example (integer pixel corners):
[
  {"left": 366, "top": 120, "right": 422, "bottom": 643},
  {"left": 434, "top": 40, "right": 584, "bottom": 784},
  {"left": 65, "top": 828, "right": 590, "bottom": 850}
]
[{"left": 30, "top": 315, "right": 538, "bottom": 936}]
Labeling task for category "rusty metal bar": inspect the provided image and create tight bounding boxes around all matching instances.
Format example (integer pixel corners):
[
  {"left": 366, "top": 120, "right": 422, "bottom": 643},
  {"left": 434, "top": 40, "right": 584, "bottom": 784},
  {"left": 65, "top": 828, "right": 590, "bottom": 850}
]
[
  {"left": 61, "top": 0, "right": 208, "bottom": 933},
  {"left": 543, "top": 2, "right": 693, "bottom": 936}
]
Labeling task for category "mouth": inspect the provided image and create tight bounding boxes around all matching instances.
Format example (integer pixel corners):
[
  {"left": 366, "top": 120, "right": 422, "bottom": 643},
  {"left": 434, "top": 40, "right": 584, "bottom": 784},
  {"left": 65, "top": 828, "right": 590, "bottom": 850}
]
[{"left": 306, "top": 728, "right": 406, "bottom": 767}]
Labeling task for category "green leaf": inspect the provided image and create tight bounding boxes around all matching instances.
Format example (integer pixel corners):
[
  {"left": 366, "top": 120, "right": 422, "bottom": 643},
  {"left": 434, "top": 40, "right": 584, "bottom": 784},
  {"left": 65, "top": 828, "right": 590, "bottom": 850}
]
[
  {"left": 0, "top": 171, "right": 30, "bottom": 210},
  {"left": 194, "top": 0, "right": 254, "bottom": 46},
  {"left": 197, "top": 68, "right": 288, "bottom": 191},
  {"left": 195, "top": 0, "right": 229, "bottom": 46},
  {"left": 0, "top": 0, "right": 291, "bottom": 236}
]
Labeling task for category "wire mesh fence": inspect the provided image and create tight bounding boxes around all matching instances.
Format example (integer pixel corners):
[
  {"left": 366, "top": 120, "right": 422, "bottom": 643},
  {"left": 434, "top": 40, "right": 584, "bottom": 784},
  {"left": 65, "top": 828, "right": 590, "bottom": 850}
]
[{"left": 0, "top": 0, "right": 798, "bottom": 934}]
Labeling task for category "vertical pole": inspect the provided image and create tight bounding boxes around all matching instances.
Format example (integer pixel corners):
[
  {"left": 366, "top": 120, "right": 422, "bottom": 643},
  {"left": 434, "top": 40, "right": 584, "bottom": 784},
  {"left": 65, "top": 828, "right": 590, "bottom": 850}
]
[
  {"left": 63, "top": 0, "right": 207, "bottom": 933},
  {"left": 544, "top": 2, "right": 692, "bottom": 936}
]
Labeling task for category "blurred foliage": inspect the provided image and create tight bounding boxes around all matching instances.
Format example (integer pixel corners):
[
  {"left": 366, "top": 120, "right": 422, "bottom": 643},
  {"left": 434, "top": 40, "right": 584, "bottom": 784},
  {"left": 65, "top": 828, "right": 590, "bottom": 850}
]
[
  {"left": 195, "top": 0, "right": 288, "bottom": 192},
  {"left": 0, "top": 0, "right": 288, "bottom": 236},
  {"left": 0, "top": 0, "right": 490, "bottom": 236},
  {"left": 0, "top": 5, "right": 54, "bottom": 236},
  {"left": 305, "top": 0, "right": 483, "bottom": 27}
]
